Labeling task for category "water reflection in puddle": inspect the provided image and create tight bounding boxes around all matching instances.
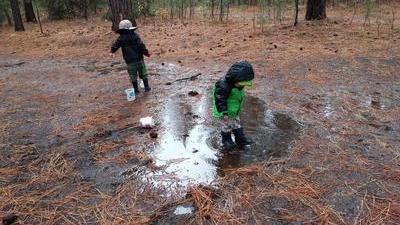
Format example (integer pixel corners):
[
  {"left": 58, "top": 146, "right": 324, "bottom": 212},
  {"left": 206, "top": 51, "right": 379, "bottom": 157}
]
[
  {"left": 215, "top": 97, "right": 303, "bottom": 172},
  {"left": 147, "top": 95, "right": 303, "bottom": 189},
  {"left": 148, "top": 95, "right": 217, "bottom": 188},
  {"left": 361, "top": 96, "right": 396, "bottom": 110},
  {"left": 323, "top": 97, "right": 335, "bottom": 117}
]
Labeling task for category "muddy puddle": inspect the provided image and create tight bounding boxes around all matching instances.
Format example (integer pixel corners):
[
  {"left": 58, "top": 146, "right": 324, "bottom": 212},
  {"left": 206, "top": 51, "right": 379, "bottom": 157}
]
[
  {"left": 360, "top": 94, "right": 400, "bottom": 110},
  {"left": 146, "top": 94, "right": 304, "bottom": 189}
]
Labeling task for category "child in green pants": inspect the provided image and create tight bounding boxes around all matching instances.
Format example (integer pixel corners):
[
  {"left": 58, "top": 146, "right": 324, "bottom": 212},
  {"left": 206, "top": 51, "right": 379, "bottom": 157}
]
[
  {"left": 110, "top": 20, "right": 151, "bottom": 93},
  {"left": 212, "top": 61, "right": 255, "bottom": 150}
]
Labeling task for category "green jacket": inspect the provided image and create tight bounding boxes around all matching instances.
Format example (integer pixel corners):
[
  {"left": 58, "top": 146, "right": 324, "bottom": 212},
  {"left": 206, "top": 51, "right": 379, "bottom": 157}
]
[
  {"left": 212, "top": 61, "right": 254, "bottom": 119},
  {"left": 212, "top": 86, "right": 245, "bottom": 118}
]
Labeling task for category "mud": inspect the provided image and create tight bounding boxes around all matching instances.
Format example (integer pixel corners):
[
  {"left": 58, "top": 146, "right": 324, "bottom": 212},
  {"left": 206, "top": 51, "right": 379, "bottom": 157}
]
[
  {"left": 0, "top": 56, "right": 192, "bottom": 194},
  {"left": 223, "top": 97, "right": 304, "bottom": 167},
  {"left": 2, "top": 50, "right": 400, "bottom": 224},
  {"left": 146, "top": 94, "right": 303, "bottom": 189}
]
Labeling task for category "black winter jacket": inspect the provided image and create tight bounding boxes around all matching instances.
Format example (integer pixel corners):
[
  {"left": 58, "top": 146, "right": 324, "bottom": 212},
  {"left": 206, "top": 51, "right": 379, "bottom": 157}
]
[
  {"left": 214, "top": 61, "right": 255, "bottom": 113},
  {"left": 111, "top": 29, "right": 149, "bottom": 64}
]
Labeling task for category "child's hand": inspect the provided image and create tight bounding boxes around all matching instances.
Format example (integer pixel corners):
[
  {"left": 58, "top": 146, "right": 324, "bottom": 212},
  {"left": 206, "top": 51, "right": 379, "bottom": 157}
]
[{"left": 223, "top": 115, "right": 229, "bottom": 122}]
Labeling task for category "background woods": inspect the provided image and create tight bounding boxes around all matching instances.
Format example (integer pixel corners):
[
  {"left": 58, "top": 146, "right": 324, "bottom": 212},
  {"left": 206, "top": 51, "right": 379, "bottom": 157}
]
[{"left": 0, "top": 0, "right": 398, "bottom": 32}]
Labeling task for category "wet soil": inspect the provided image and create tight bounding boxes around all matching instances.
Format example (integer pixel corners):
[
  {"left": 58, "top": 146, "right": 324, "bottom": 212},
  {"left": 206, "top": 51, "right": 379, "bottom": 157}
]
[
  {"left": 2, "top": 48, "right": 400, "bottom": 223},
  {"left": 0, "top": 58, "right": 136, "bottom": 191},
  {"left": 2, "top": 52, "right": 400, "bottom": 223},
  {"left": 145, "top": 94, "right": 303, "bottom": 189},
  {"left": 220, "top": 97, "right": 304, "bottom": 169},
  {"left": 1, "top": 10, "right": 400, "bottom": 223}
]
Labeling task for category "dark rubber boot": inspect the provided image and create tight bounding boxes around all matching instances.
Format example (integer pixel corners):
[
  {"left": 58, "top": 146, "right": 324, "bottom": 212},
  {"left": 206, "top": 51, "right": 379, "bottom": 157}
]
[
  {"left": 233, "top": 128, "right": 253, "bottom": 147},
  {"left": 132, "top": 81, "right": 140, "bottom": 94},
  {"left": 221, "top": 132, "right": 236, "bottom": 150},
  {"left": 143, "top": 78, "right": 151, "bottom": 92}
]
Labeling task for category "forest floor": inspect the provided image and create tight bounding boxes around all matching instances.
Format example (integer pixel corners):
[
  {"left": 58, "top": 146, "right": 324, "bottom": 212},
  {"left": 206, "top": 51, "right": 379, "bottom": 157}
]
[{"left": 1, "top": 5, "right": 400, "bottom": 225}]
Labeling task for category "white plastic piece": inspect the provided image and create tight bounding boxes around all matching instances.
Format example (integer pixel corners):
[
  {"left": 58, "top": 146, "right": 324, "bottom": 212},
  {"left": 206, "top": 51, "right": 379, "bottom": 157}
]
[
  {"left": 139, "top": 80, "right": 145, "bottom": 89},
  {"left": 140, "top": 116, "right": 154, "bottom": 128},
  {"left": 174, "top": 205, "right": 194, "bottom": 215},
  {"left": 125, "top": 88, "right": 136, "bottom": 101}
]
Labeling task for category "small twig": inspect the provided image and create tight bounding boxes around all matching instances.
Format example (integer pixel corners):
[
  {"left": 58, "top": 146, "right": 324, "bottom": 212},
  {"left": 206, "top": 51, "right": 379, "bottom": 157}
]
[
  {"left": 166, "top": 73, "right": 201, "bottom": 85},
  {"left": 174, "top": 73, "right": 201, "bottom": 82},
  {"left": 0, "top": 61, "right": 25, "bottom": 68},
  {"left": 353, "top": 190, "right": 367, "bottom": 225}
]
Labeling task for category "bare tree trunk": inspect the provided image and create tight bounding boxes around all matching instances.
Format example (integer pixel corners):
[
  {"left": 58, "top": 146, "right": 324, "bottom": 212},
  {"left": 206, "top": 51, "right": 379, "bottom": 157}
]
[
  {"left": 82, "top": 0, "right": 89, "bottom": 20},
  {"left": 294, "top": 0, "right": 299, "bottom": 26},
  {"left": 226, "top": 2, "right": 229, "bottom": 21},
  {"left": 183, "top": 0, "right": 187, "bottom": 19},
  {"left": 9, "top": 0, "right": 25, "bottom": 31},
  {"left": 252, "top": 3, "right": 256, "bottom": 32},
  {"left": 181, "top": 0, "right": 184, "bottom": 19},
  {"left": 189, "top": 0, "right": 194, "bottom": 19},
  {"left": 219, "top": 0, "right": 223, "bottom": 21},
  {"left": 211, "top": 0, "right": 215, "bottom": 20},
  {"left": 3, "top": 9, "right": 12, "bottom": 26},
  {"left": 23, "top": 0, "right": 36, "bottom": 23},
  {"left": 35, "top": 3, "right": 43, "bottom": 34},
  {"left": 108, "top": 0, "right": 136, "bottom": 31},
  {"left": 305, "top": 0, "right": 326, "bottom": 20},
  {"left": 143, "top": 0, "right": 151, "bottom": 17},
  {"left": 170, "top": 0, "right": 174, "bottom": 19}
]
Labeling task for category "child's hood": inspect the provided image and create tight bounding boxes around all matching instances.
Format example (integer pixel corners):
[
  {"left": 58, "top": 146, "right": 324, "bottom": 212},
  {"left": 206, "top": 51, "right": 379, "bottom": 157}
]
[{"left": 225, "top": 61, "right": 255, "bottom": 84}]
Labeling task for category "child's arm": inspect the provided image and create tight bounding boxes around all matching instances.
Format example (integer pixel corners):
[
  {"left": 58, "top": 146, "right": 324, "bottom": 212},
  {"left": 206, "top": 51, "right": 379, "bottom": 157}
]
[
  {"left": 111, "top": 37, "right": 121, "bottom": 53},
  {"left": 136, "top": 34, "right": 150, "bottom": 57},
  {"left": 214, "top": 81, "right": 230, "bottom": 115}
]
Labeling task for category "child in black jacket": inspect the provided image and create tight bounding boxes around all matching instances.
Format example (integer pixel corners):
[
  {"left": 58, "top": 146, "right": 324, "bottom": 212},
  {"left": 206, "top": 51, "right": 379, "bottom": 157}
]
[{"left": 110, "top": 20, "right": 151, "bottom": 93}]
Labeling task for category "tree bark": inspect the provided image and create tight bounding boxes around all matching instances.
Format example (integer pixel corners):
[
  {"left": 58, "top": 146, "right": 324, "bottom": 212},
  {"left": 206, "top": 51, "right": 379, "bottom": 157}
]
[
  {"left": 9, "top": 0, "right": 25, "bottom": 31},
  {"left": 35, "top": 3, "right": 43, "bottom": 34},
  {"left": 294, "top": 0, "right": 299, "bottom": 26},
  {"left": 45, "top": 1, "right": 64, "bottom": 20},
  {"left": 81, "top": 0, "right": 89, "bottom": 20},
  {"left": 23, "top": 0, "right": 36, "bottom": 22},
  {"left": 219, "top": 0, "right": 223, "bottom": 21},
  {"left": 226, "top": 2, "right": 229, "bottom": 21},
  {"left": 3, "top": 9, "right": 12, "bottom": 26},
  {"left": 305, "top": 0, "right": 326, "bottom": 20},
  {"left": 108, "top": 0, "right": 136, "bottom": 31},
  {"left": 211, "top": 0, "right": 215, "bottom": 20},
  {"left": 189, "top": 0, "right": 193, "bottom": 19}
]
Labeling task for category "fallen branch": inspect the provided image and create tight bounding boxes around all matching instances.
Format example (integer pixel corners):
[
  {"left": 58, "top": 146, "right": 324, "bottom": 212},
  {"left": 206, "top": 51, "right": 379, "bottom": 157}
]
[
  {"left": 165, "top": 73, "right": 201, "bottom": 85},
  {"left": 0, "top": 61, "right": 25, "bottom": 68}
]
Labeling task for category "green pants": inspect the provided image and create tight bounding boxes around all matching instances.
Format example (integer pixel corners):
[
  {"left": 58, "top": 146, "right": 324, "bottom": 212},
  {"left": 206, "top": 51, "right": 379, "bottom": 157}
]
[{"left": 127, "top": 61, "right": 148, "bottom": 83}]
